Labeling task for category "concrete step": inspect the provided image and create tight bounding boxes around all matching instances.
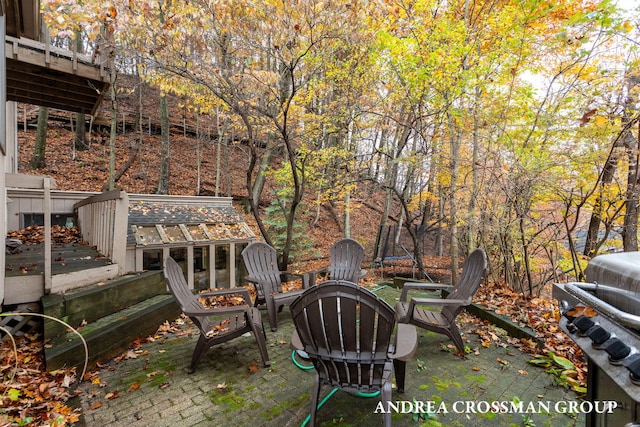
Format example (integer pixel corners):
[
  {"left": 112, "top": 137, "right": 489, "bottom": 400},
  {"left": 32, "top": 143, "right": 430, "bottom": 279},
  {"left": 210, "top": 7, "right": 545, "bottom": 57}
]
[
  {"left": 41, "top": 270, "right": 182, "bottom": 372},
  {"left": 44, "top": 293, "right": 181, "bottom": 372},
  {"left": 42, "top": 271, "right": 169, "bottom": 339}
]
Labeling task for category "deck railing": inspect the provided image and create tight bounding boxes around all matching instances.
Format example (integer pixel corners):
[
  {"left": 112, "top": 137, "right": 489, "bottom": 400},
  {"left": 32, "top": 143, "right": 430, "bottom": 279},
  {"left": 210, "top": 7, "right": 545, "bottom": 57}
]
[{"left": 75, "top": 190, "right": 129, "bottom": 275}]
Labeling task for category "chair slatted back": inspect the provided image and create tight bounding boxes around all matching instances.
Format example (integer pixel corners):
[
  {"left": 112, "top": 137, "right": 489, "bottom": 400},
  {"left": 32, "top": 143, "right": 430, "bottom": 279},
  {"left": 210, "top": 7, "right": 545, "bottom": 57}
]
[
  {"left": 329, "top": 238, "right": 365, "bottom": 283},
  {"left": 242, "top": 242, "right": 283, "bottom": 299},
  {"left": 164, "top": 257, "right": 211, "bottom": 332},
  {"left": 290, "top": 280, "right": 395, "bottom": 391},
  {"left": 441, "top": 248, "right": 487, "bottom": 323}
]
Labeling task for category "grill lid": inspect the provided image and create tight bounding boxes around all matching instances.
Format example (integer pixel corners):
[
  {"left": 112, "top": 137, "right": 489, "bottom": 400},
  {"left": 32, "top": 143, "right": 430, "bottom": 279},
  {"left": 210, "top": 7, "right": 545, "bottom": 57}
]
[{"left": 585, "top": 251, "right": 640, "bottom": 316}]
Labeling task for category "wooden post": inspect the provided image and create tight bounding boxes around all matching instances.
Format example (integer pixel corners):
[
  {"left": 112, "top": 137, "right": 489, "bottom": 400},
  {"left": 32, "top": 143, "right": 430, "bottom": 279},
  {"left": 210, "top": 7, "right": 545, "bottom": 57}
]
[
  {"left": 187, "top": 245, "right": 194, "bottom": 289},
  {"left": 111, "top": 191, "right": 129, "bottom": 274},
  {"left": 44, "top": 177, "right": 52, "bottom": 294}
]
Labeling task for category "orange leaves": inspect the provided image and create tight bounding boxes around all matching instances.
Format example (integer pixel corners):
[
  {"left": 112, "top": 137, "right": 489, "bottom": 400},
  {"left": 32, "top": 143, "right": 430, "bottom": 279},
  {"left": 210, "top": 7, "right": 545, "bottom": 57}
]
[
  {"left": 474, "top": 281, "right": 587, "bottom": 389},
  {"left": 198, "top": 291, "right": 247, "bottom": 308},
  {"left": 565, "top": 305, "right": 597, "bottom": 318},
  {"left": 0, "top": 334, "right": 80, "bottom": 426}
]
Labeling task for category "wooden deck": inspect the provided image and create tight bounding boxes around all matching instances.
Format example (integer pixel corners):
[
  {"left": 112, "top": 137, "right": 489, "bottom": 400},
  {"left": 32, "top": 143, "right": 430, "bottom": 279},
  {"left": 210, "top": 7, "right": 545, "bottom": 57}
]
[
  {"left": 5, "top": 35, "right": 109, "bottom": 115},
  {"left": 6, "top": 242, "right": 113, "bottom": 278}
]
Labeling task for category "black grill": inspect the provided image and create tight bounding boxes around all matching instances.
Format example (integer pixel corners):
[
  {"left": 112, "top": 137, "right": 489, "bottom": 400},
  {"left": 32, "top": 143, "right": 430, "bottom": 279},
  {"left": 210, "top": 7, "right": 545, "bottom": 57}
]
[{"left": 553, "top": 251, "right": 640, "bottom": 426}]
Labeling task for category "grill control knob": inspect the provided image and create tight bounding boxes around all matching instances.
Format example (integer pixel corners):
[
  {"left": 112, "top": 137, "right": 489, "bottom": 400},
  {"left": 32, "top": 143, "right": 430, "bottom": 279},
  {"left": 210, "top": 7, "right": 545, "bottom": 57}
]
[
  {"left": 586, "top": 325, "right": 611, "bottom": 347},
  {"left": 602, "top": 337, "right": 631, "bottom": 364},
  {"left": 623, "top": 354, "right": 640, "bottom": 385},
  {"left": 572, "top": 315, "right": 595, "bottom": 334}
]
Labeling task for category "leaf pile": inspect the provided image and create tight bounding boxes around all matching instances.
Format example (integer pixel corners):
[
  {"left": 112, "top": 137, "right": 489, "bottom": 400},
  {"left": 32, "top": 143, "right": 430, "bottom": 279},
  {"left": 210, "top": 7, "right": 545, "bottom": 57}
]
[
  {"left": 6, "top": 225, "right": 84, "bottom": 246},
  {"left": 197, "top": 289, "right": 248, "bottom": 308},
  {"left": 0, "top": 333, "right": 80, "bottom": 426},
  {"left": 474, "top": 280, "right": 586, "bottom": 388}
]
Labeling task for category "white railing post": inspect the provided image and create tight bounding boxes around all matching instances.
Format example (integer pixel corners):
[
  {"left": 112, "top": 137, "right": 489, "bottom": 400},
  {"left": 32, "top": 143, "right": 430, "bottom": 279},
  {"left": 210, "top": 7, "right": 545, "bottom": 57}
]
[
  {"left": 111, "top": 191, "right": 129, "bottom": 274},
  {"left": 74, "top": 190, "right": 129, "bottom": 275},
  {"left": 44, "top": 177, "right": 52, "bottom": 294}
]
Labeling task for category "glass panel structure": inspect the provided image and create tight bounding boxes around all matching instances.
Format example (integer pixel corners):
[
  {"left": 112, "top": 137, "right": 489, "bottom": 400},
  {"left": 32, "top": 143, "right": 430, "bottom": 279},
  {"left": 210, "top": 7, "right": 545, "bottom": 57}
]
[
  {"left": 142, "top": 249, "right": 163, "bottom": 270},
  {"left": 215, "top": 244, "right": 230, "bottom": 288},
  {"left": 194, "top": 246, "right": 210, "bottom": 290}
]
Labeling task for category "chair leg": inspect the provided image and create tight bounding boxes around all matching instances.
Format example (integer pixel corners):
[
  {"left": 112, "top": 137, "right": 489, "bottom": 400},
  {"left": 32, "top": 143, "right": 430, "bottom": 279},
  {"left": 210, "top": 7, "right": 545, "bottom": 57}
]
[
  {"left": 310, "top": 374, "right": 322, "bottom": 427},
  {"left": 266, "top": 298, "right": 278, "bottom": 332},
  {"left": 189, "top": 335, "right": 209, "bottom": 374},
  {"left": 393, "top": 359, "right": 407, "bottom": 393},
  {"left": 248, "top": 309, "right": 271, "bottom": 367},
  {"left": 447, "top": 327, "right": 466, "bottom": 356},
  {"left": 381, "top": 381, "right": 392, "bottom": 427}
]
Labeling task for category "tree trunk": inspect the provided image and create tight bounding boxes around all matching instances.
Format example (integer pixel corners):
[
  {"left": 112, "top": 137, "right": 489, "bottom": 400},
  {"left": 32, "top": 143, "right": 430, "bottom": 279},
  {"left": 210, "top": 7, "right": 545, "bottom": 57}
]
[
  {"left": 108, "top": 75, "right": 117, "bottom": 191},
  {"left": 622, "top": 76, "right": 640, "bottom": 252},
  {"left": 448, "top": 114, "right": 461, "bottom": 284},
  {"left": 31, "top": 106, "right": 48, "bottom": 169},
  {"left": 436, "top": 184, "right": 444, "bottom": 256},
  {"left": 156, "top": 94, "right": 170, "bottom": 194},
  {"left": 74, "top": 112, "right": 88, "bottom": 150},
  {"left": 623, "top": 119, "right": 640, "bottom": 251},
  {"left": 344, "top": 191, "right": 351, "bottom": 238},
  {"left": 102, "top": 144, "right": 138, "bottom": 191}
]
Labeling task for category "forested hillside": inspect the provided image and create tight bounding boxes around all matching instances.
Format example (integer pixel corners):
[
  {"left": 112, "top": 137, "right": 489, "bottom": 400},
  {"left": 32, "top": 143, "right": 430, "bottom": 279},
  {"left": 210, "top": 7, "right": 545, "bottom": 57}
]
[{"left": 26, "top": 0, "right": 640, "bottom": 295}]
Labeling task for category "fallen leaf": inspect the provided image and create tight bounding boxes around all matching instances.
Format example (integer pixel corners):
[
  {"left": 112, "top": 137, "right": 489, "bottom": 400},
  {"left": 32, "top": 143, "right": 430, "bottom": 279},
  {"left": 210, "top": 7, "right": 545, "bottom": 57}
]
[
  {"left": 105, "top": 390, "right": 119, "bottom": 400},
  {"left": 129, "top": 381, "right": 141, "bottom": 392},
  {"left": 566, "top": 305, "right": 597, "bottom": 318}
]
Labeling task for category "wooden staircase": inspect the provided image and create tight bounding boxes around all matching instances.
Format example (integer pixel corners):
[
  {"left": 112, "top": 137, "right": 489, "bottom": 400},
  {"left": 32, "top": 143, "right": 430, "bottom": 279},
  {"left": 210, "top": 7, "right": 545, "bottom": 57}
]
[{"left": 42, "top": 271, "right": 181, "bottom": 372}]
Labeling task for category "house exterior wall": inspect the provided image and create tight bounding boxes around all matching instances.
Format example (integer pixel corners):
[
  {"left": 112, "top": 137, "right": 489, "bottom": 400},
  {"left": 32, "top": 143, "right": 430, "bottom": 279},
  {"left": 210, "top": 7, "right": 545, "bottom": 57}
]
[
  {"left": 6, "top": 189, "right": 98, "bottom": 231},
  {"left": 1, "top": 12, "right": 6, "bottom": 306}
]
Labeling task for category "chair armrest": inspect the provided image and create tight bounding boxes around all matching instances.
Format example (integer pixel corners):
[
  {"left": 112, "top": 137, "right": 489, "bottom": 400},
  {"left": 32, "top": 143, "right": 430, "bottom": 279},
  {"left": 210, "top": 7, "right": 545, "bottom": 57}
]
[
  {"left": 400, "top": 282, "right": 454, "bottom": 302},
  {"left": 391, "top": 323, "right": 418, "bottom": 362},
  {"left": 290, "top": 330, "right": 304, "bottom": 351},
  {"left": 410, "top": 297, "right": 471, "bottom": 306},
  {"left": 307, "top": 268, "right": 328, "bottom": 286},
  {"left": 287, "top": 272, "right": 311, "bottom": 288}
]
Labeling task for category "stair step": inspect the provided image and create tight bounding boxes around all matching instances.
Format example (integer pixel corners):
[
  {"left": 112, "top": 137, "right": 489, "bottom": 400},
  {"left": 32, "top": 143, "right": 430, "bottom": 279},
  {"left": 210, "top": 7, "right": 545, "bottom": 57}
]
[
  {"left": 42, "top": 271, "right": 168, "bottom": 339},
  {"left": 44, "top": 294, "right": 181, "bottom": 372}
]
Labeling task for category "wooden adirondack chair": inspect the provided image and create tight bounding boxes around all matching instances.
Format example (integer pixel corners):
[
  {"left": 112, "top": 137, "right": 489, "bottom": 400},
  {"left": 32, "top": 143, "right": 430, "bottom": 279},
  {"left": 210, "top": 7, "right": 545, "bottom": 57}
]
[
  {"left": 163, "top": 256, "right": 270, "bottom": 373},
  {"left": 395, "top": 248, "right": 487, "bottom": 355},
  {"left": 309, "top": 238, "right": 367, "bottom": 286},
  {"left": 290, "top": 280, "right": 417, "bottom": 427},
  {"left": 241, "top": 241, "right": 309, "bottom": 331}
]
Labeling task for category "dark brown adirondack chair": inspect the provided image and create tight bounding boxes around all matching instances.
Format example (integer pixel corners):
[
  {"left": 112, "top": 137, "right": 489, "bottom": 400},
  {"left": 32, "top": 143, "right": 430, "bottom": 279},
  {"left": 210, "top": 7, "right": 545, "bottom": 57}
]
[
  {"left": 163, "top": 256, "right": 270, "bottom": 373},
  {"left": 395, "top": 248, "right": 487, "bottom": 355},
  {"left": 241, "top": 241, "right": 309, "bottom": 331},
  {"left": 290, "top": 280, "right": 417, "bottom": 427},
  {"left": 309, "top": 238, "right": 367, "bottom": 286}
]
